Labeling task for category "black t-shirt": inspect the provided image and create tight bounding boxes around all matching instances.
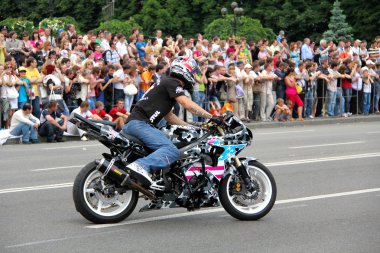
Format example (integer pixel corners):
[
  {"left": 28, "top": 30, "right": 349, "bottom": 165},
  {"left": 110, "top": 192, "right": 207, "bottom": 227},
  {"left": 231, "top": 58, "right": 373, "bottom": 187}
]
[
  {"left": 128, "top": 77, "right": 185, "bottom": 125},
  {"left": 317, "top": 66, "right": 329, "bottom": 87}
]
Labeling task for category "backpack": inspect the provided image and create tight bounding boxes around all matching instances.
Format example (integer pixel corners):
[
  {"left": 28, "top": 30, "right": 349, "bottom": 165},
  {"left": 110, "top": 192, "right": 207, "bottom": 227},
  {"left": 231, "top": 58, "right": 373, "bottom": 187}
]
[{"left": 102, "top": 50, "right": 111, "bottom": 64}]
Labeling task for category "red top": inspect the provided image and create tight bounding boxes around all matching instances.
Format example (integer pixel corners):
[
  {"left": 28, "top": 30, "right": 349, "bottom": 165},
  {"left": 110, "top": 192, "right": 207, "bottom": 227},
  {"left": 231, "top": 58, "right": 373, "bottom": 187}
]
[
  {"left": 109, "top": 107, "right": 127, "bottom": 121},
  {"left": 226, "top": 46, "right": 237, "bottom": 60},
  {"left": 342, "top": 78, "right": 352, "bottom": 89},
  {"left": 90, "top": 109, "right": 107, "bottom": 118}
]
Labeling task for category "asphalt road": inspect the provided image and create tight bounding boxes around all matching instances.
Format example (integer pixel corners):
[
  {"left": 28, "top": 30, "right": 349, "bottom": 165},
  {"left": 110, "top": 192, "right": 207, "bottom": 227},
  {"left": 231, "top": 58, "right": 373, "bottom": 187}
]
[{"left": 1, "top": 121, "right": 380, "bottom": 253}]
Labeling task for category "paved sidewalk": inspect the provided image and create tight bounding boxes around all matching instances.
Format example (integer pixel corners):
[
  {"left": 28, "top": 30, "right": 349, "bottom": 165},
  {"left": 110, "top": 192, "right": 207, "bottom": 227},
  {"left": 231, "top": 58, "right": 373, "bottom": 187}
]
[{"left": 2, "top": 114, "right": 379, "bottom": 145}]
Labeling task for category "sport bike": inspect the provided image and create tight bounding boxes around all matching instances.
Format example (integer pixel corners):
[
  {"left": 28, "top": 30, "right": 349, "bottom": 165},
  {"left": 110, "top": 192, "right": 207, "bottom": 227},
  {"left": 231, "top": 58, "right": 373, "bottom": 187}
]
[{"left": 71, "top": 112, "right": 277, "bottom": 223}]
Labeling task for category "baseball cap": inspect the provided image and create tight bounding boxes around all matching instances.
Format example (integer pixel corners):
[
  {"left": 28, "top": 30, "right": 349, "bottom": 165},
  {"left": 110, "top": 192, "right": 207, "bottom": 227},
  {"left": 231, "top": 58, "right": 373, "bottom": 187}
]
[
  {"left": 244, "top": 63, "right": 253, "bottom": 69},
  {"left": 18, "top": 66, "right": 27, "bottom": 72},
  {"left": 366, "top": 60, "right": 375, "bottom": 65},
  {"left": 0, "top": 25, "right": 8, "bottom": 31}
]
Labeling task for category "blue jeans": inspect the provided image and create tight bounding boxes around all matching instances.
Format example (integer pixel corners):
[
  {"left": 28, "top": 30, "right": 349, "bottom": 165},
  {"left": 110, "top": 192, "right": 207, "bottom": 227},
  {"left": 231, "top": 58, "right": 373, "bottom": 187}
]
[
  {"left": 343, "top": 88, "right": 352, "bottom": 114},
  {"left": 327, "top": 90, "right": 337, "bottom": 116},
  {"left": 31, "top": 96, "right": 40, "bottom": 119},
  {"left": 334, "top": 88, "right": 345, "bottom": 116},
  {"left": 123, "top": 120, "right": 180, "bottom": 173},
  {"left": 362, "top": 92, "right": 371, "bottom": 114},
  {"left": 304, "top": 89, "right": 314, "bottom": 118},
  {"left": 192, "top": 91, "right": 205, "bottom": 122},
  {"left": 39, "top": 119, "right": 64, "bottom": 141},
  {"left": 10, "top": 122, "right": 38, "bottom": 142},
  {"left": 124, "top": 95, "right": 134, "bottom": 112}
]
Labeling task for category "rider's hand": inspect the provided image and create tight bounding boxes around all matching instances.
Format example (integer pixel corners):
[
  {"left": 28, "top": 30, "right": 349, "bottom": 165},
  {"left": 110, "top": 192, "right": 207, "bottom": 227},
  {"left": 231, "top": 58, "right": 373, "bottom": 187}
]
[{"left": 209, "top": 116, "right": 224, "bottom": 126}]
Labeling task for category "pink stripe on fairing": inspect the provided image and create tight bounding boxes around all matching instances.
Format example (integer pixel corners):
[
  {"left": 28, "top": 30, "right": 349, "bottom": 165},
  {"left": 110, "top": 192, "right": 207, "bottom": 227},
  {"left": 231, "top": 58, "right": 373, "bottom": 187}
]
[{"left": 188, "top": 166, "right": 224, "bottom": 171}]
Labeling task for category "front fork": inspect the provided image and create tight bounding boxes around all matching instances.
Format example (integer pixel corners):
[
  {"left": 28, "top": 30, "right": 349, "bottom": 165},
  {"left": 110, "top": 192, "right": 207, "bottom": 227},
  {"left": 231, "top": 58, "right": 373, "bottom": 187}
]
[{"left": 234, "top": 157, "right": 251, "bottom": 186}]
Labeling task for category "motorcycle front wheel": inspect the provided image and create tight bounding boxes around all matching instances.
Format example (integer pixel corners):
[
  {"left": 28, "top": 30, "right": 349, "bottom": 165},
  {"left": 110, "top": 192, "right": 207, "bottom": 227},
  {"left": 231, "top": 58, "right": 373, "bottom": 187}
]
[
  {"left": 219, "top": 160, "right": 277, "bottom": 220},
  {"left": 73, "top": 161, "right": 139, "bottom": 224}
]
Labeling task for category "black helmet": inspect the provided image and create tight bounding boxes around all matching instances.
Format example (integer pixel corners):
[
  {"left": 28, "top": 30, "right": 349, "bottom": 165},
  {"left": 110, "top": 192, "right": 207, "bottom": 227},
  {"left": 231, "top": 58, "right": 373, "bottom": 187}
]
[{"left": 169, "top": 57, "right": 201, "bottom": 90}]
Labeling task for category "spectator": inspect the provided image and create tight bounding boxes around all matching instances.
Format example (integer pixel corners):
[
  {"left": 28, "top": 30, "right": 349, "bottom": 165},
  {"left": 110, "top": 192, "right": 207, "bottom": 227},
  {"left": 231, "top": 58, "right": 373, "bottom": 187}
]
[
  {"left": 274, "top": 62, "right": 287, "bottom": 100},
  {"left": 112, "top": 64, "right": 128, "bottom": 103},
  {"left": 2, "top": 62, "right": 25, "bottom": 128},
  {"left": 351, "top": 62, "right": 362, "bottom": 114},
  {"left": 136, "top": 34, "right": 147, "bottom": 65},
  {"left": 290, "top": 42, "right": 300, "bottom": 67},
  {"left": 192, "top": 59, "right": 208, "bottom": 122},
  {"left": 39, "top": 100, "right": 67, "bottom": 142},
  {"left": 104, "top": 41, "right": 120, "bottom": 65},
  {"left": 100, "top": 31, "right": 112, "bottom": 52},
  {"left": 140, "top": 64, "right": 156, "bottom": 95},
  {"left": 285, "top": 67, "right": 304, "bottom": 121},
  {"left": 373, "top": 62, "right": 380, "bottom": 113},
  {"left": 108, "top": 99, "right": 129, "bottom": 131},
  {"left": 242, "top": 63, "right": 254, "bottom": 122},
  {"left": 361, "top": 67, "right": 373, "bottom": 115},
  {"left": 260, "top": 63, "right": 278, "bottom": 121},
  {"left": 67, "top": 24, "right": 76, "bottom": 39},
  {"left": 40, "top": 28, "right": 56, "bottom": 47},
  {"left": 342, "top": 61, "right": 357, "bottom": 116},
  {"left": 123, "top": 65, "right": 137, "bottom": 112},
  {"left": 305, "top": 62, "right": 320, "bottom": 118},
  {"left": 315, "top": 58, "right": 330, "bottom": 117},
  {"left": 6, "top": 31, "right": 22, "bottom": 66},
  {"left": 91, "top": 101, "right": 112, "bottom": 121},
  {"left": 225, "top": 64, "right": 238, "bottom": 115},
  {"left": 16, "top": 67, "right": 30, "bottom": 109},
  {"left": 301, "top": 38, "right": 313, "bottom": 61},
  {"left": 128, "top": 35, "right": 138, "bottom": 61},
  {"left": 0, "top": 33, "right": 7, "bottom": 65},
  {"left": 273, "top": 98, "right": 291, "bottom": 121},
  {"left": 10, "top": 103, "right": 40, "bottom": 144},
  {"left": 116, "top": 34, "right": 128, "bottom": 60},
  {"left": 276, "top": 30, "right": 285, "bottom": 42},
  {"left": 326, "top": 60, "right": 344, "bottom": 116}
]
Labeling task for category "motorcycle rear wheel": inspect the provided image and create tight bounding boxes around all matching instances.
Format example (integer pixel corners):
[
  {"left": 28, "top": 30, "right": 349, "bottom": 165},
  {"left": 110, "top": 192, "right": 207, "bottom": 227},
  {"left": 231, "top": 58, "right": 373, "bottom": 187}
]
[
  {"left": 219, "top": 160, "right": 276, "bottom": 220},
  {"left": 73, "top": 161, "right": 139, "bottom": 224}
]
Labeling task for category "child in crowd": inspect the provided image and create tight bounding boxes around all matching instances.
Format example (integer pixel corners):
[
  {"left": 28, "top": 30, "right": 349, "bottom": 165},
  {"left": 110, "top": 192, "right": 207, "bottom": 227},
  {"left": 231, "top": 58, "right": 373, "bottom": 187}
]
[
  {"left": 274, "top": 98, "right": 291, "bottom": 121},
  {"left": 361, "top": 67, "right": 373, "bottom": 115}
]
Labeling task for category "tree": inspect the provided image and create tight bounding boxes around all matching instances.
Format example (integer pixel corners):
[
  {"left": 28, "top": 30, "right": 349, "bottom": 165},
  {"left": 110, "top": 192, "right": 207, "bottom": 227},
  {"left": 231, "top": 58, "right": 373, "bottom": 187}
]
[
  {"left": 323, "top": 0, "right": 353, "bottom": 42},
  {"left": 204, "top": 15, "right": 275, "bottom": 41},
  {"left": 95, "top": 18, "right": 142, "bottom": 36}
]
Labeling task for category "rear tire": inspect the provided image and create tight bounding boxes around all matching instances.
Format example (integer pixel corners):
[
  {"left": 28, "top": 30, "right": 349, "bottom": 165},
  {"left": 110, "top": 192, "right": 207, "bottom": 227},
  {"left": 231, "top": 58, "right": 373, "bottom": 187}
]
[
  {"left": 73, "top": 161, "right": 139, "bottom": 224},
  {"left": 219, "top": 160, "right": 276, "bottom": 220}
]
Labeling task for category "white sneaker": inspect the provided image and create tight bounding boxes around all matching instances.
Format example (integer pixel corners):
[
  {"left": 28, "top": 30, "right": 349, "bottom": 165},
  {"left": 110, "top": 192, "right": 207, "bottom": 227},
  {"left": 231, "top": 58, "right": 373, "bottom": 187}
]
[
  {"left": 81, "top": 136, "right": 88, "bottom": 141},
  {"left": 126, "top": 162, "right": 153, "bottom": 186}
]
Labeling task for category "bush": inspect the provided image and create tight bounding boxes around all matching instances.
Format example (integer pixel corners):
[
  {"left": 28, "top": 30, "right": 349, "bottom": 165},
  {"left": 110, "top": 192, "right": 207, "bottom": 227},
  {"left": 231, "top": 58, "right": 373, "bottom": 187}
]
[
  {"left": 204, "top": 15, "right": 275, "bottom": 41},
  {"left": 95, "top": 18, "right": 142, "bottom": 36},
  {"left": 0, "top": 17, "right": 35, "bottom": 36},
  {"left": 39, "top": 17, "right": 81, "bottom": 37}
]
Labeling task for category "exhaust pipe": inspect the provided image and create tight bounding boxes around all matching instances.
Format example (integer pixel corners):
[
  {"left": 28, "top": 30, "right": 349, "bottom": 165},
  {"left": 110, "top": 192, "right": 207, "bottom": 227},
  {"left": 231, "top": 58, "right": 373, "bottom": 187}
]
[{"left": 95, "top": 159, "right": 155, "bottom": 200}]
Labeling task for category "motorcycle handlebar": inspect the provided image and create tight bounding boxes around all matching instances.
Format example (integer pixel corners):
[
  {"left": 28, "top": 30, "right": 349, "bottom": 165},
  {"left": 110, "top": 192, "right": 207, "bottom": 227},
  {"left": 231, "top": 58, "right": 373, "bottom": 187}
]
[{"left": 73, "top": 113, "right": 101, "bottom": 133}]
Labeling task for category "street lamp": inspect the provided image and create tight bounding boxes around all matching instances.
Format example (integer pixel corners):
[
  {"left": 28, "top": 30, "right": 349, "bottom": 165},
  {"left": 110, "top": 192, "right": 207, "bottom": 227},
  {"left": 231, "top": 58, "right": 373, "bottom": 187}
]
[{"left": 221, "top": 2, "right": 244, "bottom": 35}]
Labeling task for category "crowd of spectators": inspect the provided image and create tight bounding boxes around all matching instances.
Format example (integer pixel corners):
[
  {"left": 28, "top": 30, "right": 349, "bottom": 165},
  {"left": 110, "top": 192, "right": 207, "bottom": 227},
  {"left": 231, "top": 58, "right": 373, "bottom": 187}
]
[{"left": 0, "top": 23, "right": 379, "bottom": 144}]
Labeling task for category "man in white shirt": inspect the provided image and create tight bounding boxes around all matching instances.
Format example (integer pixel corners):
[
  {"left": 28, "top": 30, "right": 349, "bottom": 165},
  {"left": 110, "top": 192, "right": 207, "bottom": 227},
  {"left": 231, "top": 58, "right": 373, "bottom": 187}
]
[
  {"left": 156, "top": 30, "right": 163, "bottom": 47},
  {"left": 351, "top": 40, "right": 361, "bottom": 56},
  {"left": 116, "top": 34, "right": 128, "bottom": 59},
  {"left": 40, "top": 28, "right": 56, "bottom": 47},
  {"left": 100, "top": 32, "right": 112, "bottom": 52},
  {"left": 112, "top": 64, "right": 131, "bottom": 103},
  {"left": 10, "top": 103, "right": 40, "bottom": 144}
]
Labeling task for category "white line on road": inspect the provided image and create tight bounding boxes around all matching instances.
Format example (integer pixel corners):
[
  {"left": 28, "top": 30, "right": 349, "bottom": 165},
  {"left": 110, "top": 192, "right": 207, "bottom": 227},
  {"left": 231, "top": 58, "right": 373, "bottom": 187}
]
[
  {"left": 255, "top": 130, "right": 315, "bottom": 135},
  {"left": 367, "top": 131, "right": 380, "bottom": 134},
  {"left": 288, "top": 141, "right": 364, "bottom": 149},
  {"left": 266, "top": 152, "right": 380, "bottom": 167},
  {"left": 42, "top": 144, "right": 102, "bottom": 150},
  {"left": 86, "top": 187, "right": 380, "bottom": 229},
  {"left": 26, "top": 152, "right": 380, "bottom": 173},
  {"left": 0, "top": 183, "right": 73, "bottom": 194},
  {"left": 272, "top": 204, "right": 308, "bottom": 210},
  {"left": 31, "top": 165, "right": 84, "bottom": 172}
]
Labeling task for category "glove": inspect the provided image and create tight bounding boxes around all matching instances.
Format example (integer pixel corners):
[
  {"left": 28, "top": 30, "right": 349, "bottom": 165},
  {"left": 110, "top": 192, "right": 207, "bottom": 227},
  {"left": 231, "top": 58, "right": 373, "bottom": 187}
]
[{"left": 209, "top": 116, "right": 224, "bottom": 126}]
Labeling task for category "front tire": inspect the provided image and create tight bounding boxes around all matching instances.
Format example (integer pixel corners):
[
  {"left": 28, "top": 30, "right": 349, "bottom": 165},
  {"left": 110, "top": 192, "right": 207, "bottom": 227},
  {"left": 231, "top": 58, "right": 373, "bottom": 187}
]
[
  {"left": 219, "top": 160, "right": 276, "bottom": 220},
  {"left": 73, "top": 161, "right": 139, "bottom": 224}
]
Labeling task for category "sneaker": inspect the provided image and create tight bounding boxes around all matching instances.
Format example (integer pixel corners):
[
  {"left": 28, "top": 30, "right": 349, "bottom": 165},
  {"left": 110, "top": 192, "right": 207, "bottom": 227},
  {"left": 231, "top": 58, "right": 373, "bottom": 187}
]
[
  {"left": 30, "top": 139, "right": 40, "bottom": 144},
  {"left": 348, "top": 112, "right": 352, "bottom": 116},
  {"left": 126, "top": 162, "right": 153, "bottom": 186},
  {"left": 308, "top": 115, "right": 314, "bottom": 119},
  {"left": 81, "top": 136, "right": 88, "bottom": 141}
]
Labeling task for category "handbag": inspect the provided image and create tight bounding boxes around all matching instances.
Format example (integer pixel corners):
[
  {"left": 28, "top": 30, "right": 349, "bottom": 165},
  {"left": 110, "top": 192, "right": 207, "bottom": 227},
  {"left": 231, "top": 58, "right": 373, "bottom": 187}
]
[
  {"left": 296, "top": 83, "right": 303, "bottom": 94},
  {"left": 123, "top": 83, "right": 138, "bottom": 96}
]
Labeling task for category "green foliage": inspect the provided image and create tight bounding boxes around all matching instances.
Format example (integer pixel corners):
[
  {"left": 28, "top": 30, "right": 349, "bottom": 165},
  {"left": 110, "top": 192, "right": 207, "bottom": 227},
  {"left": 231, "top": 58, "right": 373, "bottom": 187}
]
[
  {"left": 204, "top": 15, "right": 275, "bottom": 41},
  {"left": 95, "top": 18, "right": 142, "bottom": 36},
  {"left": 323, "top": 1, "right": 353, "bottom": 42},
  {"left": 39, "top": 17, "right": 81, "bottom": 37},
  {"left": 0, "top": 17, "right": 35, "bottom": 36}
]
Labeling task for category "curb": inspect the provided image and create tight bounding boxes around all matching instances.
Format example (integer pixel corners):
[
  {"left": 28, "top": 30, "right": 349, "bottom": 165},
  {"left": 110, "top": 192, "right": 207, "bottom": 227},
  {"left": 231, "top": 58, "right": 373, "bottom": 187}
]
[
  {"left": 3, "top": 115, "right": 379, "bottom": 145},
  {"left": 245, "top": 115, "right": 380, "bottom": 129}
]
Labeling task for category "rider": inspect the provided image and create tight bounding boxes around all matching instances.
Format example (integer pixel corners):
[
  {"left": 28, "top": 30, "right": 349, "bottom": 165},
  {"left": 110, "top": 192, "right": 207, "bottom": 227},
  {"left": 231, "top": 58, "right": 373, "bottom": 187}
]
[{"left": 122, "top": 57, "right": 222, "bottom": 186}]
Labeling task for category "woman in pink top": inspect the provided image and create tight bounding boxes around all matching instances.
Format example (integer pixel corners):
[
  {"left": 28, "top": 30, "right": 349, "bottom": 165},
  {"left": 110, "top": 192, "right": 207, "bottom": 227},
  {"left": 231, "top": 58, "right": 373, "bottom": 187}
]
[
  {"left": 285, "top": 67, "right": 304, "bottom": 121},
  {"left": 30, "top": 31, "right": 43, "bottom": 48}
]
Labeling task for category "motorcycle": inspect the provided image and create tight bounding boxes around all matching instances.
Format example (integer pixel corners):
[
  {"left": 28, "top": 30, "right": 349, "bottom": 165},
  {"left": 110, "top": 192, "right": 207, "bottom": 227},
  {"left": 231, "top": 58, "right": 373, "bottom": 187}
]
[{"left": 71, "top": 112, "right": 277, "bottom": 223}]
